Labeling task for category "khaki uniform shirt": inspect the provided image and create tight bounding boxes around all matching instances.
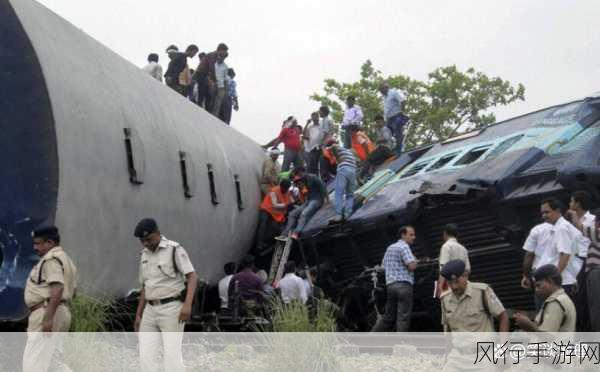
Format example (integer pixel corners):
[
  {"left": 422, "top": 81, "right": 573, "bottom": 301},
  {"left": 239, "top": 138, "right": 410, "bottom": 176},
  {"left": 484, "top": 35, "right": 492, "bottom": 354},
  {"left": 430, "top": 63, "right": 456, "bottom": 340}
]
[
  {"left": 24, "top": 246, "right": 77, "bottom": 307},
  {"left": 439, "top": 238, "right": 471, "bottom": 272},
  {"left": 441, "top": 281, "right": 505, "bottom": 332},
  {"left": 534, "top": 288, "right": 576, "bottom": 332},
  {"left": 261, "top": 158, "right": 281, "bottom": 188},
  {"left": 139, "top": 236, "right": 195, "bottom": 301}
]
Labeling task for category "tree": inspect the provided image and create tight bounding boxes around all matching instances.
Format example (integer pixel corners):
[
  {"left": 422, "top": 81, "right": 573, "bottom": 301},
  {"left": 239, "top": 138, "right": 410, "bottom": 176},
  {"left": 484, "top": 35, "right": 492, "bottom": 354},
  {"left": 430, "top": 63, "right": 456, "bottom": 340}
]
[{"left": 310, "top": 60, "right": 525, "bottom": 149}]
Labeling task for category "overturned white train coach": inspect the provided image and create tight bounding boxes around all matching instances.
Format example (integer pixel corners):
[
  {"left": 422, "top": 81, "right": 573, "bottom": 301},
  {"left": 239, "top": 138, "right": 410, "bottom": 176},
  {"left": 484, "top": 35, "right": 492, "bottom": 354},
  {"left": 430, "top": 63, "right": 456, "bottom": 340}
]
[{"left": 0, "top": 0, "right": 265, "bottom": 321}]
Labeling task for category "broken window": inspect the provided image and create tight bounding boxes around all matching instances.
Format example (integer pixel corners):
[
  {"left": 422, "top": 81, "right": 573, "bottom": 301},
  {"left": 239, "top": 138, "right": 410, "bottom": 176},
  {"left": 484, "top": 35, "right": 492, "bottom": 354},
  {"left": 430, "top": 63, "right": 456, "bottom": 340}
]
[
  {"left": 426, "top": 153, "right": 460, "bottom": 172},
  {"left": 454, "top": 145, "right": 491, "bottom": 166},
  {"left": 485, "top": 135, "right": 524, "bottom": 159},
  {"left": 401, "top": 161, "right": 432, "bottom": 178}
]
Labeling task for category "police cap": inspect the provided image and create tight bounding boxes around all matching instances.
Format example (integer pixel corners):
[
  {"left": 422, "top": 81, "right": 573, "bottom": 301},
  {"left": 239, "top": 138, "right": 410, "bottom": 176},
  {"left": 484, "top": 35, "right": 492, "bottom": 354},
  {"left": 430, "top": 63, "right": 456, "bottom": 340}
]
[
  {"left": 440, "top": 259, "right": 466, "bottom": 281},
  {"left": 533, "top": 264, "right": 562, "bottom": 285},
  {"left": 31, "top": 226, "right": 60, "bottom": 241},
  {"left": 134, "top": 218, "right": 158, "bottom": 238}
]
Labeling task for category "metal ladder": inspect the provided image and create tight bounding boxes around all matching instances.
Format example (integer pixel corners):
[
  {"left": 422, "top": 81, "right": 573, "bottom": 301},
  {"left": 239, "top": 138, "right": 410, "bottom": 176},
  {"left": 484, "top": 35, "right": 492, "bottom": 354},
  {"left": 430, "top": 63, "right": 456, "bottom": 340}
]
[{"left": 268, "top": 235, "right": 293, "bottom": 284}]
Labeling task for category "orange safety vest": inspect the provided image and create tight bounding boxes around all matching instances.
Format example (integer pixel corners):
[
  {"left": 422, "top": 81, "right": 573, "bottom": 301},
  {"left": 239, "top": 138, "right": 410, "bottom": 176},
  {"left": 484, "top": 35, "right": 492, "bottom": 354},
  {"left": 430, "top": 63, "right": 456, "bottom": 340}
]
[
  {"left": 351, "top": 131, "right": 375, "bottom": 161},
  {"left": 259, "top": 186, "right": 291, "bottom": 223}
]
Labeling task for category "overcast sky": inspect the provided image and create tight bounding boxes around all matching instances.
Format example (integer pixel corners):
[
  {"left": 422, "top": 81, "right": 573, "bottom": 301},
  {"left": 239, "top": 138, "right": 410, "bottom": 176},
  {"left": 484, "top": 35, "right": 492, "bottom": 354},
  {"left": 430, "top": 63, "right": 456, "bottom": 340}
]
[{"left": 37, "top": 0, "right": 600, "bottom": 145}]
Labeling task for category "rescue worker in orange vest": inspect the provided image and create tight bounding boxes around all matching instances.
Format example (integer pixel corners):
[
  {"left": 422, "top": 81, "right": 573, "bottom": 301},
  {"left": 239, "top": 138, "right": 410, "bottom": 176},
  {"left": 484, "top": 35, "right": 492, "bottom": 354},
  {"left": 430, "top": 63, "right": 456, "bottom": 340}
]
[
  {"left": 351, "top": 127, "right": 375, "bottom": 163},
  {"left": 255, "top": 178, "right": 294, "bottom": 253},
  {"left": 321, "top": 142, "right": 338, "bottom": 182}
]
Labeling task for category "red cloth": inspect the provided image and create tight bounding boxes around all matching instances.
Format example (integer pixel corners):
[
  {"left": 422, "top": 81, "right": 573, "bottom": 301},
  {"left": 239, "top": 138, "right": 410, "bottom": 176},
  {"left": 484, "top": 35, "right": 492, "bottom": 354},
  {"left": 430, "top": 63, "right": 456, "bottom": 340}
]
[{"left": 278, "top": 126, "right": 301, "bottom": 152}]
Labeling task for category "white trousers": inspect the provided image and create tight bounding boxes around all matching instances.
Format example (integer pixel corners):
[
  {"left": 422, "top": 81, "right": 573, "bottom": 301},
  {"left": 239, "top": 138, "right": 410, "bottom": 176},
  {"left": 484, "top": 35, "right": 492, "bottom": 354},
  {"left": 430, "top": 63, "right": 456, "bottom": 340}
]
[
  {"left": 22, "top": 306, "right": 72, "bottom": 372},
  {"left": 138, "top": 301, "right": 185, "bottom": 372}
]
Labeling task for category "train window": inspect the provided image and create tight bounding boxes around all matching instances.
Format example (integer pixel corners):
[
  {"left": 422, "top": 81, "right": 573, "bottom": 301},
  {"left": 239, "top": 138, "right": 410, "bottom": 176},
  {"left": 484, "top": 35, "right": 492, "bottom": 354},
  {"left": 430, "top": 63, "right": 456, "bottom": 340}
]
[
  {"left": 454, "top": 145, "right": 491, "bottom": 166},
  {"left": 123, "top": 128, "right": 145, "bottom": 184},
  {"left": 401, "top": 161, "right": 431, "bottom": 178},
  {"left": 179, "top": 151, "right": 195, "bottom": 198},
  {"left": 426, "top": 152, "right": 459, "bottom": 172},
  {"left": 234, "top": 175, "right": 244, "bottom": 210},
  {"left": 485, "top": 134, "right": 524, "bottom": 159},
  {"left": 207, "top": 164, "right": 219, "bottom": 205}
]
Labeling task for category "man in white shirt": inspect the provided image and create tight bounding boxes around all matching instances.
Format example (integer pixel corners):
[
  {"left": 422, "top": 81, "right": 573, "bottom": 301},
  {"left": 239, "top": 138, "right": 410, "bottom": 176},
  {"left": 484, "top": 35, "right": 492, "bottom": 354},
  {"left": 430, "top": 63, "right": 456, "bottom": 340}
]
[
  {"left": 302, "top": 112, "right": 323, "bottom": 175},
  {"left": 211, "top": 52, "right": 229, "bottom": 118},
  {"left": 142, "top": 53, "right": 163, "bottom": 82},
  {"left": 277, "top": 260, "right": 308, "bottom": 304},
  {"left": 521, "top": 198, "right": 579, "bottom": 310},
  {"left": 318, "top": 106, "right": 334, "bottom": 179},
  {"left": 341, "top": 96, "right": 363, "bottom": 149},
  {"left": 566, "top": 190, "right": 596, "bottom": 330},
  {"left": 218, "top": 262, "right": 236, "bottom": 310},
  {"left": 435, "top": 223, "right": 471, "bottom": 297}
]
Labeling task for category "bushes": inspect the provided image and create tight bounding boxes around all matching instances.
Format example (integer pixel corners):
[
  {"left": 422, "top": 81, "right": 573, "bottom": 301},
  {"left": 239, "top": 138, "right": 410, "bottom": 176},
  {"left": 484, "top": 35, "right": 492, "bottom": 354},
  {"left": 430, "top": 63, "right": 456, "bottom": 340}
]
[
  {"left": 69, "top": 294, "right": 114, "bottom": 332},
  {"left": 266, "top": 297, "right": 337, "bottom": 332}
]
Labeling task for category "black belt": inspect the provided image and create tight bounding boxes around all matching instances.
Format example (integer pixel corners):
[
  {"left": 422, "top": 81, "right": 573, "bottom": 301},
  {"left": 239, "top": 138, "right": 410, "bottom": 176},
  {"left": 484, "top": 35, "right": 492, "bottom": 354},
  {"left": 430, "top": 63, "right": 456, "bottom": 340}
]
[{"left": 147, "top": 295, "right": 183, "bottom": 306}]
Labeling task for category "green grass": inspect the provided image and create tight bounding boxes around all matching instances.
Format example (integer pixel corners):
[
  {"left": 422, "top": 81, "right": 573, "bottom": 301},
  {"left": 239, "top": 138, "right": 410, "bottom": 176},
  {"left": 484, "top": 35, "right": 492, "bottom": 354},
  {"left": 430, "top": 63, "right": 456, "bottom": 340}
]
[
  {"left": 69, "top": 294, "right": 115, "bottom": 332},
  {"left": 264, "top": 297, "right": 337, "bottom": 332}
]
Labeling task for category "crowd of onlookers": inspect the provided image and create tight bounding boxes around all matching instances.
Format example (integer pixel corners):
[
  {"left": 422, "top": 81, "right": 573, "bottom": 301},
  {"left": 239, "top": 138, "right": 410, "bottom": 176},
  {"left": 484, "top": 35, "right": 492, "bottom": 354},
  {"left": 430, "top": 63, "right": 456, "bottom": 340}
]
[
  {"left": 218, "top": 255, "right": 322, "bottom": 318},
  {"left": 142, "top": 43, "right": 239, "bottom": 124},
  {"left": 373, "top": 191, "right": 600, "bottom": 333},
  {"left": 220, "top": 190, "right": 600, "bottom": 333}
]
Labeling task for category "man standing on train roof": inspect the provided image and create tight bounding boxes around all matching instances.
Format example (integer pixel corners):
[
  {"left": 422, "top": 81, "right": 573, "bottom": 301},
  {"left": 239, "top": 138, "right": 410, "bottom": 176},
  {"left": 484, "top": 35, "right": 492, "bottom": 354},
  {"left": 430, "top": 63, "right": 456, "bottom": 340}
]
[
  {"left": 260, "top": 148, "right": 282, "bottom": 196},
  {"left": 164, "top": 44, "right": 198, "bottom": 96},
  {"left": 22, "top": 226, "right": 77, "bottom": 372},
  {"left": 341, "top": 95, "right": 363, "bottom": 149},
  {"left": 324, "top": 139, "right": 358, "bottom": 224},
  {"left": 134, "top": 218, "right": 197, "bottom": 372},
  {"left": 379, "top": 82, "right": 409, "bottom": 154}
]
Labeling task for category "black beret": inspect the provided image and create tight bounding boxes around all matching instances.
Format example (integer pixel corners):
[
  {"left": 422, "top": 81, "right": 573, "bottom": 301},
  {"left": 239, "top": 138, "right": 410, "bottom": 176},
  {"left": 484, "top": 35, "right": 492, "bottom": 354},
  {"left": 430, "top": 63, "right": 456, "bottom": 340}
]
[
  {"left": 533, "top": 264, "right": 561, "bottom": 282},
  {"left": 32, "top": 226, "right": 59, "bottom": 240},
  {"left": 134, "top": 218, "right": 158, "bottom": 238},
  {"left": 440, "top": 259, "right": 466, "bottom": 281}
]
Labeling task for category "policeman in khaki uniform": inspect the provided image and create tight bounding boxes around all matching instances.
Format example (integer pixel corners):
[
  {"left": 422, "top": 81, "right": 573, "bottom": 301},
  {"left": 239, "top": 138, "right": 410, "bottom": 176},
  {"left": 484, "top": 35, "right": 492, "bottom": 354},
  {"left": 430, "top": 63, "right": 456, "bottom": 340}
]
[
  {"left": 22, "top": 226, "right": 77, "bottom": 372},
  {"left": 514, "top": 264, "right": 576, "bottom": 332},
  {"left": 440, "top": 259, "right": 509, "bottom": 333},
  {"left": 134, "top": 218, "right": 197, "bottom": 372}
]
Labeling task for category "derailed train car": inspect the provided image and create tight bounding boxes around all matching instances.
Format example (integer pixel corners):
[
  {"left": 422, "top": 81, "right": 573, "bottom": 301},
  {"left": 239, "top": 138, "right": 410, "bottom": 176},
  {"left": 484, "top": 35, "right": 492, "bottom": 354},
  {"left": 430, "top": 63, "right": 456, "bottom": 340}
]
[
  {"left": 0, "top": 0, "right": 264, "bottom": 322},
  {"left": 292, "top": 95, "right": 600, "bottom": 330}
]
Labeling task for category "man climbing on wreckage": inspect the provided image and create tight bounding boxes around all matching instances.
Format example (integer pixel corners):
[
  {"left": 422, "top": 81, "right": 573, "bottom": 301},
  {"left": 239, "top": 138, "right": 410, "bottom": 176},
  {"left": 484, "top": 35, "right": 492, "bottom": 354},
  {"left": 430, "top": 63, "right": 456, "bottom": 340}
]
[{"left": 276, "top": 168, "right": 329, "bottom": 241}]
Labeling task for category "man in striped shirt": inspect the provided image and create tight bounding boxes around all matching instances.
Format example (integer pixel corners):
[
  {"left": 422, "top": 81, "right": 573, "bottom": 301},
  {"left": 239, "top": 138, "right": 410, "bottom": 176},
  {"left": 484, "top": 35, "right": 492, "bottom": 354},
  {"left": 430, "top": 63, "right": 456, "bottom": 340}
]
[{"left": 325, "top": 140, "right": 357, "bottom": 223}]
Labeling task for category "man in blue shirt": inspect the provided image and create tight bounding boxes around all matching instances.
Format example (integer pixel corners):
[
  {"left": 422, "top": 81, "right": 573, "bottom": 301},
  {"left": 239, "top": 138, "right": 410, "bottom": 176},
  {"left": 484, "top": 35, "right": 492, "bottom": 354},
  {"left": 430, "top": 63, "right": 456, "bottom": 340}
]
[
  {"left": 379, "top": 82, "right": 409, "bottom": 154},
  {"left": 372, "top": 225, "right": 418, "bottom": 332}
]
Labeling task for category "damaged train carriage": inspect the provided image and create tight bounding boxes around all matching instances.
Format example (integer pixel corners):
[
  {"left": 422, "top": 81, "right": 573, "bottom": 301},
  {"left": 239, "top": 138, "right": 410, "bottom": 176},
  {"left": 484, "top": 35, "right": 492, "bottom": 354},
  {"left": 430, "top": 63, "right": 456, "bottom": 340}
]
[
  {"left": 0, "top": 0, "right": 264, "bottom": 324},
  {"left": 293, "top": 96, "right": 600, "bottom": 331}
]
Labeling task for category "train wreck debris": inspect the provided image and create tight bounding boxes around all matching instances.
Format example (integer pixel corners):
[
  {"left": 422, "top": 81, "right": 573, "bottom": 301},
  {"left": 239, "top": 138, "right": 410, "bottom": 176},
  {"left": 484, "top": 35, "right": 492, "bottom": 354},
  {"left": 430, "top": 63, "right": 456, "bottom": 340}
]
[{"left": 285, "top": 95, "right": 600, "bottom": 331}]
